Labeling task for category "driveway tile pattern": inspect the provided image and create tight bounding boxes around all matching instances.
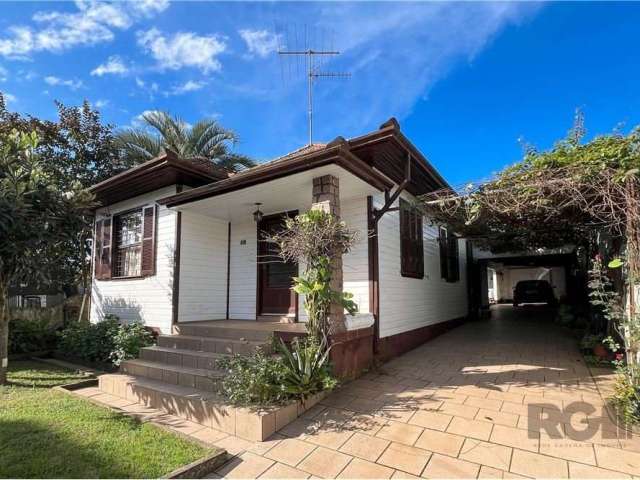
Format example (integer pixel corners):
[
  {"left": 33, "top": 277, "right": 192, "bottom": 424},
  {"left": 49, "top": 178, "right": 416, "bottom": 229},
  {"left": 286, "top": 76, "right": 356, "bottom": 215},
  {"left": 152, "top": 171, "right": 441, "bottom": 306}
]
[{"left": 76, "top": 305, "right": 634, "bottom": 479}]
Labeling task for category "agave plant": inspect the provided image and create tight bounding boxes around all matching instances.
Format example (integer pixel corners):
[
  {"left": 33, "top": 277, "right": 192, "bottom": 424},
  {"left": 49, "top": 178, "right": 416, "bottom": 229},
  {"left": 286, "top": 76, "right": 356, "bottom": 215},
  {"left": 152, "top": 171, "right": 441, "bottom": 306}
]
[{"left": 278, "top": 336, "right": 337, "bottom": 400}]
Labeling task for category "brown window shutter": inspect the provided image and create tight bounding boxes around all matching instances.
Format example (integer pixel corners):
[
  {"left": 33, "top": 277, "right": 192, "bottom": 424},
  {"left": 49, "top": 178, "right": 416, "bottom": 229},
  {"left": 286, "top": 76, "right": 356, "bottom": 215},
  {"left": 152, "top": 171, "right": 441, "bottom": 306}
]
[
  {"left": 94, "top": 219, "right": 103, "bottom": 278},
  {"left": 140, "top": 205, "right": 157, "bottom": 276},
  {"left": 448, "top": 235, "right": 460, "bottom": 282},
  {"left": 439, "top": 227, "right": 448, "bottom": 280},
  {"left": 101, "top": 218, "right": 112, "bottom": 279},
  {"left": 416, "top": 212, "right": 424, "bottom": 277}
]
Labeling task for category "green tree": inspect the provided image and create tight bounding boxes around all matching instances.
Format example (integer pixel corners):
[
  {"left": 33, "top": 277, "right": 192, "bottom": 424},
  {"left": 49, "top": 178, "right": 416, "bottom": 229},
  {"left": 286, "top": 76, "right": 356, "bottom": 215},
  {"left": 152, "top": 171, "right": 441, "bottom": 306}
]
[
  {"left": 0, "top": 129, "right": 93, "bottom": 383},
  {"left": 115, "top": 110, "right": 255, "bottom": 172},
  {"left": 0, "top": 95, "right": 127, "bottom": 307}
]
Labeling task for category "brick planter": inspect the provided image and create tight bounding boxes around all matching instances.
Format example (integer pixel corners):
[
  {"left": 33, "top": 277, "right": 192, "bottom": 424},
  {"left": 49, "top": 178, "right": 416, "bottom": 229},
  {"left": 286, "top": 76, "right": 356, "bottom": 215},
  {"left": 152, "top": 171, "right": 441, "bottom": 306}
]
[{"left": 99, "top": 373, "right": 327, "bottom": 441}]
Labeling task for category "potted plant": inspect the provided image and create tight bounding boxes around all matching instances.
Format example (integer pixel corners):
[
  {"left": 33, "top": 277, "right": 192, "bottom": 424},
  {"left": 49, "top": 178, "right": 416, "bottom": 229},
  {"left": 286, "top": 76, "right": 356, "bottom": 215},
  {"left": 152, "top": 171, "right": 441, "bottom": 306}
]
[{"left": 580, "top": 334, "right": 606, "bottom": 357}]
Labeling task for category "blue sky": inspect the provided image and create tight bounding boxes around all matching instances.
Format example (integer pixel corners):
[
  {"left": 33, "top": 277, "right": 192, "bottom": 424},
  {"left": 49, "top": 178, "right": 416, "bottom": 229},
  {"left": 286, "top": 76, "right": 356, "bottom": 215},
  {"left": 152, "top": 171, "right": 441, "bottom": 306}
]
[{"left": 1, "top": 1, "right": 638, "bottom": 186}]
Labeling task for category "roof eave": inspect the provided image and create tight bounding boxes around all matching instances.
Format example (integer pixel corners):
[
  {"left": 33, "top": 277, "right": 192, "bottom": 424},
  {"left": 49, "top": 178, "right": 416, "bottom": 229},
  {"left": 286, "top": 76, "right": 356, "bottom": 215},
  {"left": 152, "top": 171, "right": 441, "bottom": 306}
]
[{"left": 158, "top": 146, "right": 393, "bottom": 208}]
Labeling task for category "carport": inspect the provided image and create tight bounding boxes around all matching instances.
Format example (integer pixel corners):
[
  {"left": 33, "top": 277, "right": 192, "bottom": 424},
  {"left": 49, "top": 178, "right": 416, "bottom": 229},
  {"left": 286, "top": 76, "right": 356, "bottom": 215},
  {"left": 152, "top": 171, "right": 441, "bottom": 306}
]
[{"left": 466, "top": 250, "right": 585, "bottom": 318}]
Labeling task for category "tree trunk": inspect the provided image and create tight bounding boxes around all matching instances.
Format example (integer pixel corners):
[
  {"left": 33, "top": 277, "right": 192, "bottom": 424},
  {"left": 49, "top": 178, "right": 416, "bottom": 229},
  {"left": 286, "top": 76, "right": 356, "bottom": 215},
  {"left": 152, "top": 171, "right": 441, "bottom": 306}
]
[{"left": 0, "top": 280, "right": 9, "bottom": 385}]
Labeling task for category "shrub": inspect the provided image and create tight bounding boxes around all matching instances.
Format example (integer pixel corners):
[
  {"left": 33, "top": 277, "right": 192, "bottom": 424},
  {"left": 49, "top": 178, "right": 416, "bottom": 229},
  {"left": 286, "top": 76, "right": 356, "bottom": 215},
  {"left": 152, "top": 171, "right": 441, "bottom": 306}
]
[
  {"left": 278, "top": 336, "right": 337, "bottom": 400},
  {"left": 57, "top": 315, "right": 154, "bottom": 366},
  {"left": 110, "top": 322, "right": 155, "bottom": 366},
  {"left": 580, "top": 334, "right": 604, "bottom": 351},
  {"left": 613, "top": 367, "right": 640, "bottom": 425},
  {"left": 216, "top": 338, "right": 338, "bottom": 406},
  {"left": 216, "top": 349, "right": 289, "bottom": 405},
  {"left": 8, "top": 317, "right": 58, "bottom": 354}
]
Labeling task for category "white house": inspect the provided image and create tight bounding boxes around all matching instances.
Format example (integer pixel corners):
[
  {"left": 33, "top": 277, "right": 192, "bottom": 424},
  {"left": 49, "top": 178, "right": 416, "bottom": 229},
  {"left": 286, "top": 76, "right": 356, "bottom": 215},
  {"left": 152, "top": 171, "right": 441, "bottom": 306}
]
[{"left": 89, "top": 118, "right": 469, "bottom": 370}]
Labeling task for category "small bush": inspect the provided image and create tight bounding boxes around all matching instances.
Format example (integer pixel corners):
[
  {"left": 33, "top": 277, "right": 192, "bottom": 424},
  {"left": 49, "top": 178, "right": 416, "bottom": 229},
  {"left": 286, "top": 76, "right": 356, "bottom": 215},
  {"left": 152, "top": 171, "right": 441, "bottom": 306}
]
[
  {"left": 216, "top": 338, "right": 338, "bottom": 406},
  {"left": 216, "top": 349, "right": 289, "bottom": 405},
  {"left": 110, "top": 322, "right": 155, "bottom": 366},
  {"left": 8, "top": 317, "right": 59, "bottom": 354},
  {"left": 580, "top": 334, "right": 604, "bottom": 351},
  {"left": 612, "top": 369, "right": 640, "bottom": 425},
  {"left": 57, "top": 315, "right": 154, "bottom": 366}
]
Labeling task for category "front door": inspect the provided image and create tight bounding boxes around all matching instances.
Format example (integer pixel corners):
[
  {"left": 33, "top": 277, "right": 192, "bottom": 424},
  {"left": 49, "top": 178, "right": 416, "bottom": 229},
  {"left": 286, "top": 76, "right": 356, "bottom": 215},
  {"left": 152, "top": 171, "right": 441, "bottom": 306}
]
[{"left": 257, "top": 212, "right": 298, "bottom": 317}]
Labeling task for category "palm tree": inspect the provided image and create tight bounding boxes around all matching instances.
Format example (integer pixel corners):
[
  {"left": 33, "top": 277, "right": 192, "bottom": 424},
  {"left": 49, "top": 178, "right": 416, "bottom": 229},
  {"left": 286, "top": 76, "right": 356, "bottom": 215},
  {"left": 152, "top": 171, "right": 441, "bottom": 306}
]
[{"left": 115, "top": 111, "right": 255, "bottom": 172}]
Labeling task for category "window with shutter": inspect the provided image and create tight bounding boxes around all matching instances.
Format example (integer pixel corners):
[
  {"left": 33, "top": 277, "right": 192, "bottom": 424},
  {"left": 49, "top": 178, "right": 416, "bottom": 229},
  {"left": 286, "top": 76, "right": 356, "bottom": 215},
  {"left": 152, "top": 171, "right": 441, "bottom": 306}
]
[
  {"left": 439, "top": 227, "right": 448, "bottom": 280},
  {"left": 99, "top": 204, "right": 157, "bottom": 279},
  {"left": 439, "top": 226, "right": 460, "bottom": 283},
  {"left": 94, "top": 219, "right": 103, "bottom": 278},
  {"left": 447, "top": 234, "right": 460, "bottom": 283},
  {"left": 399, "top": 199, "right": 424, "bottom": 278},
  {"left": 140, "top": 205, "right": 156, "bottom": 276},
  {"left": 100, "top": 217, "right": 112, "bottom": 279}
]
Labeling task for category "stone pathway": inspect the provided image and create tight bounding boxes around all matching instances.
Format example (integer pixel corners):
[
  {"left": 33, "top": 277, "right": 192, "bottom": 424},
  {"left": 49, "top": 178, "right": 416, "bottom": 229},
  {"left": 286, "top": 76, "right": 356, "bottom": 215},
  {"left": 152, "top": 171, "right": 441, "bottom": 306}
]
[{"left": 80, "top": 305, "right": 639, "bottom": 478}]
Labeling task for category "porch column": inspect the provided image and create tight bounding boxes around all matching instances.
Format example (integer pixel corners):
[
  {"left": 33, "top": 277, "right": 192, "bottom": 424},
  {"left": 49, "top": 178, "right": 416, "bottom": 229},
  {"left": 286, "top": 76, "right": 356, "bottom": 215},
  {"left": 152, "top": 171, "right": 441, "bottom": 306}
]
[{"left": 311, "top": 175, "right": 345, "bottom": 333}]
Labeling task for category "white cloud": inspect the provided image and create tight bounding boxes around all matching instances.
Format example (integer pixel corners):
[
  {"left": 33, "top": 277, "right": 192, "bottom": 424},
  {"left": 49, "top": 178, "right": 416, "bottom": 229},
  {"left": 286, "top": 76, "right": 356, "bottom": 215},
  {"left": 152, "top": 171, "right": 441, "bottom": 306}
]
[
  {"left": 0, "top": 65, "right": 7, "bottom": 82},
  {"left": 44, "top": 75, "right": 83, "bottom": 90},
  {"left": 169, "top": 80, "right": 206, "bottom": 95},
  {"left": 284, "top": 3, "right": 542, "bottom": 135},
  {"left": 95, "top": 99, "right": 109, "bottom": 108},
  {"left": 0, "top": 1, "right": 169, "bottom": 58},
  {"left": 239, "top": 29, "right": 280, "bottom": 58},
  {"left": 137, "top": 28, "right": 226, "bottom": 73},
  {"left": 91, "top": 55, "right": 128, "bottom": 76},
  {"left": 131, "top": 0, "right": 170, "bottom": 17},
  {"left": 2, "top": 92, "right": 16, "bottom": 104}
]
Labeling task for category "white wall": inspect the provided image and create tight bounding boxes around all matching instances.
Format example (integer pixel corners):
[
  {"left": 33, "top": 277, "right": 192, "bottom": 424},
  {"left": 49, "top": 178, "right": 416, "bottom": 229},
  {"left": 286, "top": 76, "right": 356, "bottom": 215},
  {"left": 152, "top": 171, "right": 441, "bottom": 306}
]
[
  {"left": 228, "top": 220, "right": 258, "bottom": 319},
  {"left": 342, "top": 196, "right": 370, "bottom": 314},
  {"left": 178, "top": 212, "right": 229, "bottom": 321},
  {"left": 376, "top": 191, "right": 468, "bottom": 339},
  {"left": 90, "top": 186, "right": 178, "bottom": 334},
  {"left": 496, "top": 266, "right": 566, "bottom": 301},
  {"left": 225, "top": 195, "right": 371, "bottom": 321}
]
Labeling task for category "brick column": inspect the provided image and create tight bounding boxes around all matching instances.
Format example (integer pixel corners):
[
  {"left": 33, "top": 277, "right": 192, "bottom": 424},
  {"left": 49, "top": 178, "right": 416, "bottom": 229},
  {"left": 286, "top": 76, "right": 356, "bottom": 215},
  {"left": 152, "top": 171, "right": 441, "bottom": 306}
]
[{"left": 311, "top": 175, "right": 345, "bottom": 333}]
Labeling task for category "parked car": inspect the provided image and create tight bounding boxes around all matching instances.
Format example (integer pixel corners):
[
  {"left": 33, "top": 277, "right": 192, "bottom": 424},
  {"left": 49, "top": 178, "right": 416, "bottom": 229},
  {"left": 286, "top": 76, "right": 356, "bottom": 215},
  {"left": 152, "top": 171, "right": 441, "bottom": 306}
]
[{"left": 513, "top": 280, "right": 557, "bottom": 307}]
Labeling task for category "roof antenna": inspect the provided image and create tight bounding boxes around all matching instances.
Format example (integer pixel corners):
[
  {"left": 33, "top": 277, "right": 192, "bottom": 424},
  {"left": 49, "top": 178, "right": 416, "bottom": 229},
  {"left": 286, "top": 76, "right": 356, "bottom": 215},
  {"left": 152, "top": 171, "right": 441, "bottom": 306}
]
[{"left": 278, "top": 25, "right": 350, "bottom": 146}]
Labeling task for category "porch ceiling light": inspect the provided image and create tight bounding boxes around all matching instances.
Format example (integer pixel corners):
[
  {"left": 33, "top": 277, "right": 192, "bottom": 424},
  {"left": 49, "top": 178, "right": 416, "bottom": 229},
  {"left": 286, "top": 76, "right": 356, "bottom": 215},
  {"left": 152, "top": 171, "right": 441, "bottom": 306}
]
[{"left": 253, "top": 203, "right": 263, "bottom": 223}]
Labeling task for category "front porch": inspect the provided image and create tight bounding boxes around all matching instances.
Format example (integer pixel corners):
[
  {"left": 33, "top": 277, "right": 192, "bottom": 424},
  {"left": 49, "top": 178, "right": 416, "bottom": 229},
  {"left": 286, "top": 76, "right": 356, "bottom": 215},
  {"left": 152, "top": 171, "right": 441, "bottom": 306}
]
[{"left": 168, "top": 163, "right": 379, "bottom": 329}]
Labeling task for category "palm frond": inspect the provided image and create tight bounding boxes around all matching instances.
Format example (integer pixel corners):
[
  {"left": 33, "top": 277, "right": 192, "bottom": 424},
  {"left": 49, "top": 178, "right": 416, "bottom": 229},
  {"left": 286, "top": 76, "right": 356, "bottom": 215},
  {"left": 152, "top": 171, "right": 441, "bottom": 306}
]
[
  {"left": 116, "top": 111, "right": 255, "bottom": 171},
  {"left": 114, "top": 129, "right": 163, "bottom": 164}
]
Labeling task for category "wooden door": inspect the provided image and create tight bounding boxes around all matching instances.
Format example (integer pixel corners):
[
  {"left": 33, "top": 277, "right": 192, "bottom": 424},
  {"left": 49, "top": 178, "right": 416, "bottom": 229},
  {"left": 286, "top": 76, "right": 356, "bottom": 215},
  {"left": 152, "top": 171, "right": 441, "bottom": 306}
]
[{"left": 257, "top": 212, "right": 298, "bottom": 316}]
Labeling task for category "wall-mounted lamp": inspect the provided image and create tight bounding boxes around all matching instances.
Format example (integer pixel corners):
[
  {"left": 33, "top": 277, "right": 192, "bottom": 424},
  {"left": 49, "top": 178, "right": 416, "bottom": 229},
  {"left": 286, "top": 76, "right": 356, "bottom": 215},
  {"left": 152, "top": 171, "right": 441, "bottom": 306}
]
[{"left": 253, "top": 203, "right": 263, "bottom": 223}]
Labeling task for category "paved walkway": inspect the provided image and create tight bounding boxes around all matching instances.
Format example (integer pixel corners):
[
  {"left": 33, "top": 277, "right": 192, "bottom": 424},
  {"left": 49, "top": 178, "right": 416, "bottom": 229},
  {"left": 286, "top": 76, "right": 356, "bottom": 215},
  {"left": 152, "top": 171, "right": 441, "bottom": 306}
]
[
  {"left": 77, "top": 305, "right": 638, "bottom": 478},
  {"left": 207, "top": 305, "right": 639, "bottom": 479}
]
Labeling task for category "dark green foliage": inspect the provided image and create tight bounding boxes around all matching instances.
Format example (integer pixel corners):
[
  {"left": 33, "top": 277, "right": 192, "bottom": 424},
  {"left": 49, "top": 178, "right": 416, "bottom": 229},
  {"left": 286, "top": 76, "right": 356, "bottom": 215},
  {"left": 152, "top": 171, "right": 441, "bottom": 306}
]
[
  {"left": 109, "top": 322, "right": 155, "bottom": 366},
  {"left": 278, "top": 336, "right": 337, "bottom": 400},
  {"left": 57, "top": 317, "right": 154, "bottom": 366},
  {"left": 216, "top": 349, "right": 289, "bottom": 405},
  {"left": 8, "top": 317, "right": 58, "bottom": 354},
  {"left": 216, "top": 338, "right": 338, "bottom": 406}
]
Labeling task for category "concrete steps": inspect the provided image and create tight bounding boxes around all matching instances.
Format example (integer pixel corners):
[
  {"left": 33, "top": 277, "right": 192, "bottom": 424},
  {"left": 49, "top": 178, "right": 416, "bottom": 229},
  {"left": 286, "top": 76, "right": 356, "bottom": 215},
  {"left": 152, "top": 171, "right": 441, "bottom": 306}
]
[
  {"left": 140, "top": 346, "right": 228, "bottom": 371},
  {"left": 95, "top": 320, "right": 312, "bottom": 441},
  {"left": 174, "top": 323, "right": 274, "bottom": 341},
  {"left": 157, "top": 334, "right": 272, "bottom": 355},
  {"left": 120, "top": 359, "right": 223, "bottom": 392}
]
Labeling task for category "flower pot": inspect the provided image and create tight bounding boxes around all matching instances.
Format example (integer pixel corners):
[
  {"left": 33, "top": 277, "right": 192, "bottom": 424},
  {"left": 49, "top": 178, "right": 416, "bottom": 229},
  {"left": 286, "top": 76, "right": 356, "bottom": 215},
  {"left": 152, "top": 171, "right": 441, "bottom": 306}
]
[{"left": 593, "top": 344, "right": 608, "bottom": 359}]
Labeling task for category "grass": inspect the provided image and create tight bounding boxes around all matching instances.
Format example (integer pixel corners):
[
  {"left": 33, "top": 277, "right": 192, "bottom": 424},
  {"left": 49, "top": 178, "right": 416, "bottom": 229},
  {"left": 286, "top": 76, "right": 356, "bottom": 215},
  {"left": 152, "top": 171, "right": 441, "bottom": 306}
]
[{"left": 0, "top": 361, "right": 209, "bottom": 478}]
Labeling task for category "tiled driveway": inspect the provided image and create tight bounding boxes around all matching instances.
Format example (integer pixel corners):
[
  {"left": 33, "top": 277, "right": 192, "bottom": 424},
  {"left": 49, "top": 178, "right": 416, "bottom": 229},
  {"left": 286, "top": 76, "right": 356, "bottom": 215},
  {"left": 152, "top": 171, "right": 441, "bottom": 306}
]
[{"left": 210, "top": 305, "right": 639, "bottom": 479}]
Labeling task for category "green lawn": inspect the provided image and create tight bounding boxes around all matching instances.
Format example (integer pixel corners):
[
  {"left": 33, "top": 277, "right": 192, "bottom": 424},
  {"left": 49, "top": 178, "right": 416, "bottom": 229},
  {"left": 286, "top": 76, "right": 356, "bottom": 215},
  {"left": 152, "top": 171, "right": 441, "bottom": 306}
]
[{"left": 0, "top": 361, "right": 209, "bottom": 478}]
